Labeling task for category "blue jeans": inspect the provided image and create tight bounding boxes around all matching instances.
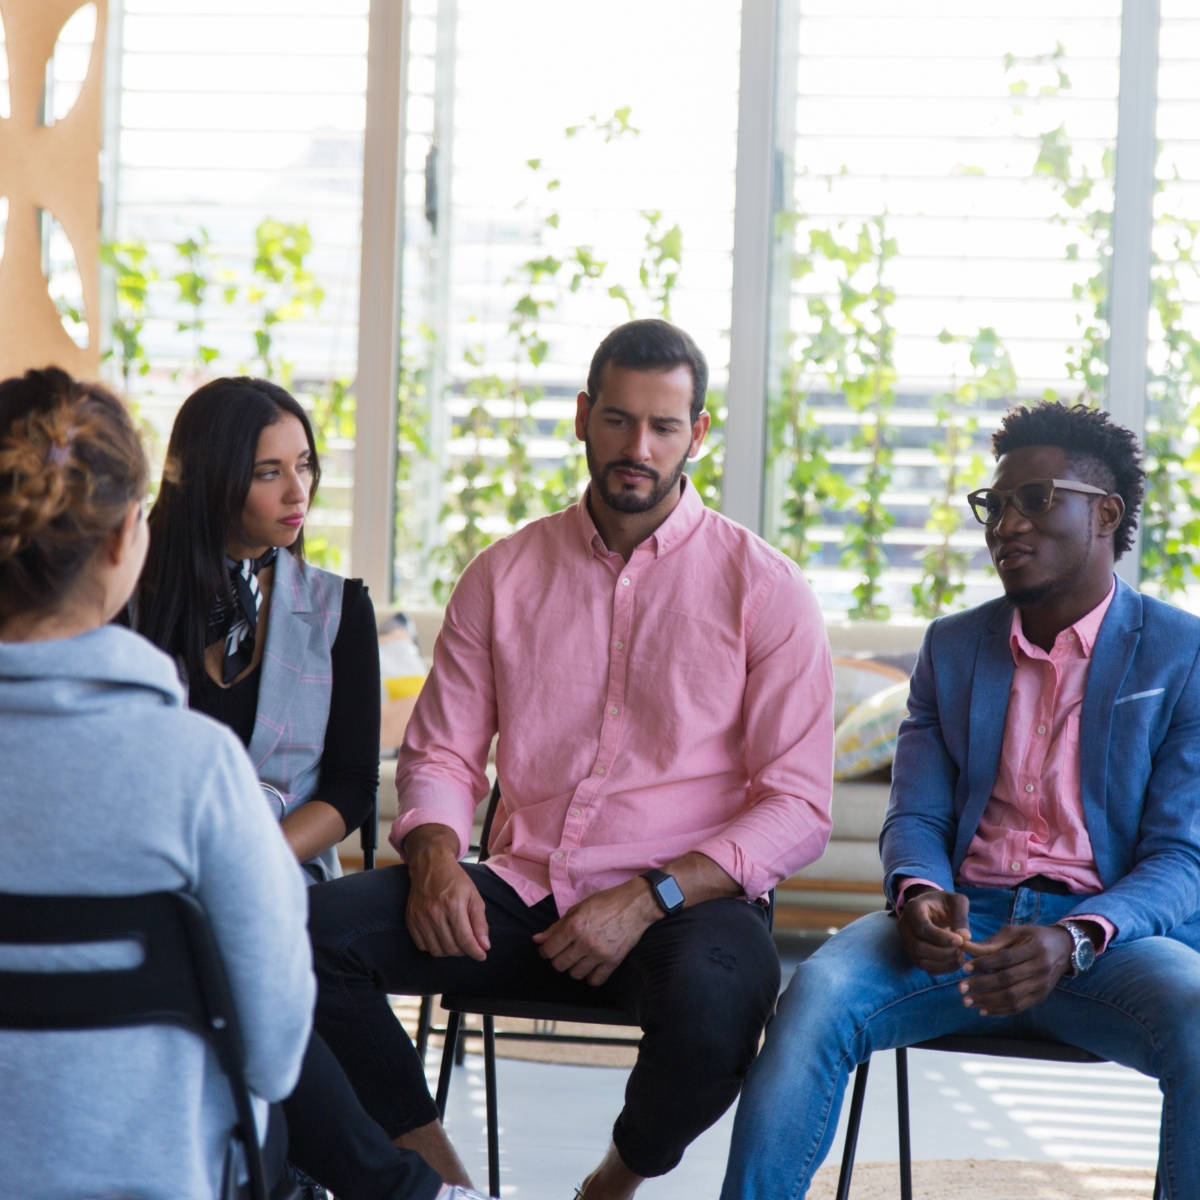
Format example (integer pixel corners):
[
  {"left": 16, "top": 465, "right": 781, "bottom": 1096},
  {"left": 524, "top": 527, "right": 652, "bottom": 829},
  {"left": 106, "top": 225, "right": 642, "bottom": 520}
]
[{"left": 721, "top": 887, "right": 1200, "bottom": 1200}]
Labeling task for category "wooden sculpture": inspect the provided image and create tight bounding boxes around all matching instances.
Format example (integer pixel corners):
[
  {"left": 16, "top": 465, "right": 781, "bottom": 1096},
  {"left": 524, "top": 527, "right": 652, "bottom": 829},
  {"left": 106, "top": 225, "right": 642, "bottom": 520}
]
[{"left": 0, "top": 0, "right": 106, "bottom": 380}]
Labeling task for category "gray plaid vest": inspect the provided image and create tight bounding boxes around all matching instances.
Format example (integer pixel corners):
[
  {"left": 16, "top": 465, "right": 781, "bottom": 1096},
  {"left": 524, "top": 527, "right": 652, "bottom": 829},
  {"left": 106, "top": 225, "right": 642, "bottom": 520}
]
[{"left": 249, "top": 547, "right": 345, "bottom": 882}]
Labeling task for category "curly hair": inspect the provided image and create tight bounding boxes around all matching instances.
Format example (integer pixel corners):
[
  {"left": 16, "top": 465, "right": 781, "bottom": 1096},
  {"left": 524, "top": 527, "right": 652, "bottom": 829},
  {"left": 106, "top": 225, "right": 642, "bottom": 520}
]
[
  {"left": 991, "top": 401, "right": 1144, "bottom": 560},
  {"left": 0, "top": 368, "right": 148, "bottom": 618}
]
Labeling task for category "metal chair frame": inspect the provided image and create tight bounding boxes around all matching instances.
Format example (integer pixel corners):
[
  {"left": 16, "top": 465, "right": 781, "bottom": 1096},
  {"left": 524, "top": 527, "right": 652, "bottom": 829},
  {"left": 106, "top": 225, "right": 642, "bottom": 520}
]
[
  {"left": 418, "top": 781, "right": 773, "bottom": 1198},
  {"left": 0, "top": 889, "right": 273, "bottom": 1200},
  {"left": 835, "top": 1036, "right": 1163, "bottom": 1200}
]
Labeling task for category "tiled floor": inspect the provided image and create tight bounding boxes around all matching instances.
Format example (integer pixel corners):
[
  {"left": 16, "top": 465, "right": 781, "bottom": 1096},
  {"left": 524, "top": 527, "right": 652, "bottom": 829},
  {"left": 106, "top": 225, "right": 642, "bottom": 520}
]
[
  {"left": 434, "top": 1048, "right": 1160, "bottom": 1199},
  {"left": 426, "top": 937, "right": 1161, "bottom": 1199}
]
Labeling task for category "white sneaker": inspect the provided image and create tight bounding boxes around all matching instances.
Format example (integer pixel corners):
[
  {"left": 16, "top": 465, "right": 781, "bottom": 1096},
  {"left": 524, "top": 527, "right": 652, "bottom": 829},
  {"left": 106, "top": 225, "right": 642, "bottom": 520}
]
[{"left": 439, "top": 1187, "right": 492, "bottom": 1200}]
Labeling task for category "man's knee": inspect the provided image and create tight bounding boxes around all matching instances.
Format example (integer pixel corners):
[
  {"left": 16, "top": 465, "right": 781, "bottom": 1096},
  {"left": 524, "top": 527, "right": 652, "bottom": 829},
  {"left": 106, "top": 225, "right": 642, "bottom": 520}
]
[
  {"left": 307, "top": 864, "right": 411, "bottom": 974},
  {"left": 643, "top": 901, "right": 780, "bottom": 1065}
]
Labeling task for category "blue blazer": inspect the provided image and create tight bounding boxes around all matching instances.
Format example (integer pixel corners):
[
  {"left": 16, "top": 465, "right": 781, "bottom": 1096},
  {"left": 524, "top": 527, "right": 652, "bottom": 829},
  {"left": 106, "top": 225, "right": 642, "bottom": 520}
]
[{"left": 882, "top": 577, "right": 1200, "bottom": 948}]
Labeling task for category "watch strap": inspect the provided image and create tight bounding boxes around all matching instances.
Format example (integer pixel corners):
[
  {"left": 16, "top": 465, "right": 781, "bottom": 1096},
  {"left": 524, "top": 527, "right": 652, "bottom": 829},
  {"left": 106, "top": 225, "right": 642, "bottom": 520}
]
[
  {"left": 641, "top": 869, "right": 685, "bottom": 915},
  {"left": 1061, "top": 921, "right": 1095, "bottom": 975}
]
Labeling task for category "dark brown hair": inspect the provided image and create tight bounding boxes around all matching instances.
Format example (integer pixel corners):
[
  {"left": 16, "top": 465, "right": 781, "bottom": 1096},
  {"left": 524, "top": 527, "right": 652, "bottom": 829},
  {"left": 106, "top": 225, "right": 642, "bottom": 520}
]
[
  {"left": 137, "top": 376, "right": 320, "bottom": 681},
  {"left": 586, "top": 319, "right": 709, "bottom": 422},
  {"left": 0, "top": 367, "right": 148, "bottom": 619}
]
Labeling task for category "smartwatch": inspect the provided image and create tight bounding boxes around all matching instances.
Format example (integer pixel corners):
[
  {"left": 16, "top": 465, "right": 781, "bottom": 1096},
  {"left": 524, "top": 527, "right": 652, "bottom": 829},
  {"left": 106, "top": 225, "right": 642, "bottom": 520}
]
[
  {"left": 642, "top": 869, "right": 685, "bottom": 916},
  {"left": 1060, "top": 921, "right": 1097, "bottom": 976}
]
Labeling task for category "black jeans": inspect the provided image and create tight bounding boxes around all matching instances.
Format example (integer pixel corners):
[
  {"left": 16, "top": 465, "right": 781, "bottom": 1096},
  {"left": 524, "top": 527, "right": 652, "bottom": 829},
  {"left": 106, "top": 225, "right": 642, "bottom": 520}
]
[
  {"left": 282, "top": 1030, "right": 442, "bottom": 1200},
  {"left": 309, "top": 863, "right": 780, "bottom": 1178}
]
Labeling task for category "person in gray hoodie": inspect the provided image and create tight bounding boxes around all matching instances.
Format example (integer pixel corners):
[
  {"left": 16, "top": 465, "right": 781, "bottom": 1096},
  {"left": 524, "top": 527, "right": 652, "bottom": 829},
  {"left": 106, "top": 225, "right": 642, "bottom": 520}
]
[
  {"left": 0, "top": 367, "right": 313, "bottom": 1197},
  {"left": 0, "top": 368, "right": 481, "bottom": 1200}
]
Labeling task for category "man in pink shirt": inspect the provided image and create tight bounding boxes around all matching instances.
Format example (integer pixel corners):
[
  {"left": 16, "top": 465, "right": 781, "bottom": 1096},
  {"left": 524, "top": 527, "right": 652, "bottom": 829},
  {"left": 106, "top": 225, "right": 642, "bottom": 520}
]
[
  {"left": 309, "top": 320, "right": 834, "bottom": 1199},
  {"left": 723, "top": 402, "right": 1200, "bottom": 1199}
]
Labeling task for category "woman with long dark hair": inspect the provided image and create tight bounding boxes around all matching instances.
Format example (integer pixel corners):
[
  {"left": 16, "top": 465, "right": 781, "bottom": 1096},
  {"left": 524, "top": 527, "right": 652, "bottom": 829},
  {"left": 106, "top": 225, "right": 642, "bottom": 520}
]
[{"left": 137, "top": 376, "right": 378, "bottom": 881}]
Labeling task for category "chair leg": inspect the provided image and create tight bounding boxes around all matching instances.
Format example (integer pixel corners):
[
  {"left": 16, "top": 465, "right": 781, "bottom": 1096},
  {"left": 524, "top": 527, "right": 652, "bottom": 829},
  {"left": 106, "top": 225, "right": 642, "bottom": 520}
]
[
  {"left": 484, "top": 1014, "right": 500, "bottom": 1198},
  {"left": 435, "top": 1010, "right": 461, "bottom": 1120},
  {"left": 896, "top": 1047, "right": 912, "bottom": 1200},
  {"left": 416, "top": 995, "right": 433, "bottom": 1065},
  {"left": 1154, "top": 1166, "right": 1162, "bottom": 1200},
  {"left": 834, "top": 1058, "right": 870, "bottom": 1200}
]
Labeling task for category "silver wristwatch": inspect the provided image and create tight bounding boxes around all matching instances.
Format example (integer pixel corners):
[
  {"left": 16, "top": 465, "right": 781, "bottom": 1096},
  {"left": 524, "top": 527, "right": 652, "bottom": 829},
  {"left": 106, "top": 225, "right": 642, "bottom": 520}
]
[{"left": 1061, "top": 921, "right": 1097, "bottom": 976}]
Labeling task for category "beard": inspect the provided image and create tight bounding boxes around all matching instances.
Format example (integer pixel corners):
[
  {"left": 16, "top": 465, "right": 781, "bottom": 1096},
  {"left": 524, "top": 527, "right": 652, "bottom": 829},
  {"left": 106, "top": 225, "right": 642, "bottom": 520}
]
[
  {"left": 1002, "top": 535, "right": 1092, "bottom": 610},
  {"left": 1003, "top": 581, "right": 1057, "bottom": 609},
  {"left": 585, "top": 434, "right": 690, "bottom": 514}
]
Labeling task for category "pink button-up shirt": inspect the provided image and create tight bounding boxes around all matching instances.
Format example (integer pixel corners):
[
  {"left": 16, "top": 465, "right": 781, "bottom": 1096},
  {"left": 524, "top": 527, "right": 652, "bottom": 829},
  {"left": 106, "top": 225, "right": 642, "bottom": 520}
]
[
  {"left": 391, "top": 478, "right": 834, "bottom": 912},
  {"left": 901, "top": 582, "right": 1117, "bottom": 946}
]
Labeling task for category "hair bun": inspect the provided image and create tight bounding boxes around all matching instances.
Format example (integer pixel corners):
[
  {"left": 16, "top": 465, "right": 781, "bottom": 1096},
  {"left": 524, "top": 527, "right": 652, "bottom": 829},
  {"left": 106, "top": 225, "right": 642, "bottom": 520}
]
[
  {"left": 0, "top": 405, "right": 80, "bottom": 565},
  {"left": 0, "top": 369, "right": 148, "bottom": 616}
]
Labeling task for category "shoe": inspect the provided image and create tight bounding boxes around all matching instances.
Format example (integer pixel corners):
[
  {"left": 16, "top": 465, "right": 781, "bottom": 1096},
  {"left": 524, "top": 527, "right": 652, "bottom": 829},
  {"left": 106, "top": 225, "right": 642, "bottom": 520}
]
[{"left": 441, "top": 1188, "right": 492, "bottom": 1199}]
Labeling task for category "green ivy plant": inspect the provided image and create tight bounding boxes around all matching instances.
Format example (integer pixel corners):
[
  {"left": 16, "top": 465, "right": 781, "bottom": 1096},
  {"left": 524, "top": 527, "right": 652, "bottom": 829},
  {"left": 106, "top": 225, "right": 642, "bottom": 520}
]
[
  {"left": 172, "top": 228, "right": 220, "bottom": 378},
  {"left": 244, "top": 218, "right": 325, "bottom": 382},
  {"left": 911, "top": 328, "right": 1013, "bottom": 618},
  {"left": 1010, "top": 47, "right": 1200, "bottom": 598},
  {"left": 787, "top": 217, "right": 898, "bottom": 619},
  {"left": 99, "top": 239, "right": 154, "bottom": 388}
]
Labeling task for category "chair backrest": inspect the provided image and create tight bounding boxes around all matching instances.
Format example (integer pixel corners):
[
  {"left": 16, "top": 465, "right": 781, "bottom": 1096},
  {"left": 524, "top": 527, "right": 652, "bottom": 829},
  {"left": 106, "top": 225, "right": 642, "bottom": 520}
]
[
  {"left": 360, "top": 791, "right": 379, "bottom": 870},
  {"left": 0, "top": 890, "right": 269, "bottom": 1200},
  {"left": 477, "top": 780, "right": 502, "bottom": 864}
]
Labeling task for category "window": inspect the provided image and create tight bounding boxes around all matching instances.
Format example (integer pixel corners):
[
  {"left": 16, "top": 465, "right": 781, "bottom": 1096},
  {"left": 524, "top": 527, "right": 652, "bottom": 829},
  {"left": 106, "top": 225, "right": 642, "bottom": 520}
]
[
  {"left": 395, "top": 0, "right": 742, "bottom": 604},
  {"left": 110, "top": 0, "right": 369, "bottom": 565},
  {"left": 764, "top": 1, "right": 1122, "bottom": 618}
]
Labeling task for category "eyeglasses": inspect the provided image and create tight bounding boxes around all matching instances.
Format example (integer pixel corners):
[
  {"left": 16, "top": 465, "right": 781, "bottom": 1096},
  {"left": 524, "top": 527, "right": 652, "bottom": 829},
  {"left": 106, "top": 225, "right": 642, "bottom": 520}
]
[{"left": 966, "top": 478, "right": 1109, "bottom": 526}]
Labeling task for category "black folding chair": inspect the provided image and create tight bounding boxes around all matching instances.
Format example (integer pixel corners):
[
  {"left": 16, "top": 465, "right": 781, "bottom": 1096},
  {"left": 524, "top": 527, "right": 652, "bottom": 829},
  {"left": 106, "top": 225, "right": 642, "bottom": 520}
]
[
  {"left": 422, "top": 781, "right": 773, "bottom": 1198},
  {"left": 836, "top": 1036, "right": 1163, "bottom": 1200},
  {"left": 360, "top": 791, "right": 379, "bottom": 871},
  {"left": 0, "top": 889, "right": 279, "bottom": 1200}
]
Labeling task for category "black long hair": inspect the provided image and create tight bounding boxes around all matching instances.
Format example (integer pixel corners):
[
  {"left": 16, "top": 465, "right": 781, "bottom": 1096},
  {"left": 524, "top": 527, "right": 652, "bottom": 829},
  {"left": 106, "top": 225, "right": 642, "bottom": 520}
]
[{"left": 137, "top": 376, "right": 320, "bottom": 682}]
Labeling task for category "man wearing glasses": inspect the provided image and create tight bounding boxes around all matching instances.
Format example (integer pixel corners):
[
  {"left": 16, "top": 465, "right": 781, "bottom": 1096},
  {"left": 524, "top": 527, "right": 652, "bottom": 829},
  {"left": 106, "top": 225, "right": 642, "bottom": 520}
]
[{"left": 722, "top": 401, "right": 1200, "bottom": 1199}]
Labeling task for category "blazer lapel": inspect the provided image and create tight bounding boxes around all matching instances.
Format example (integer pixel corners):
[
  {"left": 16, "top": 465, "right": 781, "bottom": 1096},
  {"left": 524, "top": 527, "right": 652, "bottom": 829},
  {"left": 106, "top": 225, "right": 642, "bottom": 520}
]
[
  {"left": 958, "top": 603, "right": 1016, "bottom": 865},
  {"left": 1079, "top": 578, "right": 1142, "bottom": 878},
  {"left": 247, "top": 549, "right": 319, "bottom": 774}
]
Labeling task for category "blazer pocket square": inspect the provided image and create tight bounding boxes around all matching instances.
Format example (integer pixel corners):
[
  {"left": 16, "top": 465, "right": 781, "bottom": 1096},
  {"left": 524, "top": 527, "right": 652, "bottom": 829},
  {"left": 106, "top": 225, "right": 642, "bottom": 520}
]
[{"left": 1113, "top": 688, "right": 1165, "bottom": 706}]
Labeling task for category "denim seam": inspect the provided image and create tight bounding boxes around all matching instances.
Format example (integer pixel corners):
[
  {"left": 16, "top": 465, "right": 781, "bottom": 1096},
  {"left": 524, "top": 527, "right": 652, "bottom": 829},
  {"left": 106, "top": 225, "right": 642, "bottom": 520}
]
[
  {"left": 788, "top": 974, "right": 964, "bottom": 1200},
  {"left": 1052, "top": 979, "right": 1170, "bottom": 1196}
]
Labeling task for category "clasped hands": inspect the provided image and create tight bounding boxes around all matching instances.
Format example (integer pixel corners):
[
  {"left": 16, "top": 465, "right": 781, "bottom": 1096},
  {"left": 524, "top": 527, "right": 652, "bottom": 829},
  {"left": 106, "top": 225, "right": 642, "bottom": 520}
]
[
  {"left": 402, "top": 824, "right": 665, "bottom": 987},
  {"left": 898, "top": 886, "right": 1098, "bottom": 1017}
]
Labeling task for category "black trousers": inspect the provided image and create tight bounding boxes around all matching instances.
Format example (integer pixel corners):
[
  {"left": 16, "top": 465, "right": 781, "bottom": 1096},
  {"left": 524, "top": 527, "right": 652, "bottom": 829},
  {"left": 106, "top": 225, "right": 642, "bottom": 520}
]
[
  {"left": 308, "top": 863, "right": 780, "bottom": 1178},
  {"left": 282, "top": 1030, "right": 442, "bottom": 1200}
]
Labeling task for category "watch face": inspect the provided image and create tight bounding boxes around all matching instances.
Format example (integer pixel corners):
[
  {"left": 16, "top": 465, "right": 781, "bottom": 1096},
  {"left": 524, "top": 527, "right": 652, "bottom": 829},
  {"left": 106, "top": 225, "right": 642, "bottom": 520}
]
[
  {"left": 1074, "top": 937, "right": 1096, "bottom": 973},
  {"left": 657, "top": 875, "right": 685, "bottom": 912}
]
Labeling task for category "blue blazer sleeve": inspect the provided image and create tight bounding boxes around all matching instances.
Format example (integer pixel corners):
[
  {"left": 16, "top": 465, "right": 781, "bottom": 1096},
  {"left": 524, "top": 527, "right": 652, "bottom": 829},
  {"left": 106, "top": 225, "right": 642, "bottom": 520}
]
[
  {"left": 879, "top": 621, "right": 960, "bottom": 905},
  {"left": 1075, "top": 644, "right": 1200, "bottom": 943}
]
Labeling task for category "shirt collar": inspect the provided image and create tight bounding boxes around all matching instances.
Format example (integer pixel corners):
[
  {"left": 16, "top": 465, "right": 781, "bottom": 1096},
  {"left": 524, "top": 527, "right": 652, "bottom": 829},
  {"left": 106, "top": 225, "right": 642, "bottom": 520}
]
[
  {"left": 1009, "top": 577, "right": 1117, "bottom": 662},
  {"left": 573, "top": 475, "right": 705, "bottom": 560}
]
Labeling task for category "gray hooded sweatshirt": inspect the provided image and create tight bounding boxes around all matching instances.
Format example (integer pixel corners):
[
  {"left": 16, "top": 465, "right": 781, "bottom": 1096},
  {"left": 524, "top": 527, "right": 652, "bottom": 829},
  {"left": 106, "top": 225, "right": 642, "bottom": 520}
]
[{"left": 0, "top": 625, "right": 314, "bottom": 1199}]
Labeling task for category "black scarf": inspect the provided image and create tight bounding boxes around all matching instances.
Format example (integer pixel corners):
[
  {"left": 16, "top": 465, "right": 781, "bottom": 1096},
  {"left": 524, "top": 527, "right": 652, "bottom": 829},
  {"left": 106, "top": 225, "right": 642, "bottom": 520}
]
[{"left": 206, "top": 547, "right": 277, "bottom": 685}]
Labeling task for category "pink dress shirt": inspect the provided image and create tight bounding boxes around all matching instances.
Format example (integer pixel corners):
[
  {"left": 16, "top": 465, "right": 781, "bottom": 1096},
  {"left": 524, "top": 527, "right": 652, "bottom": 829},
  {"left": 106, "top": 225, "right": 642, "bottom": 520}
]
[
  {"left": 900, "top": 582, "right": 1117, "bottom": 947},
  {"left": 391, "top": 478, "right": 834, "bottom": 912}
]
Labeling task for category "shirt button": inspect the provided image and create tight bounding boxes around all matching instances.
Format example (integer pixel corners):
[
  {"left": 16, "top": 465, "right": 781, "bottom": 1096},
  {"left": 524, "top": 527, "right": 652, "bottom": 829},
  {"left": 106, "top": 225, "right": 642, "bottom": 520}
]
[
  {"left": 1067, "top": 633, "right": 1076, "bottom": 642},
  {"left": 614, "top": 641, "right": 624, "bottom": 650},
  {"left": 553, "top": 851, "right": 564, "bottom": 860},
  {"left": 571, "top": 809, "right": 582, "bottom": 817},
  {"left": 595, "top": 766, "right": 605, "bottom": 776},
  {"left": 1025, "top": 783, "right": 1035, "bottom": 793},
  {"left": 609, "top": 706, "right": 619, "bottom": 716},
  {"left": 1011, "top": 862, "right": 1022, "bottom": 873},
  {"left": 621, "top": 577, "right": 631, "bottom": 586},
  {"left": 1037, "top": 725, "right": 1047, "bottom": 735}
]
